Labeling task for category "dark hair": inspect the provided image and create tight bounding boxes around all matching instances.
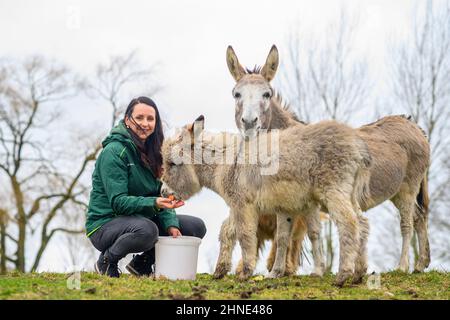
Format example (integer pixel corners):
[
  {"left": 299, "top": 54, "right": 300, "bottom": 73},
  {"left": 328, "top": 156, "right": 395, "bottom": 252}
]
[{"left": 124, "top": 96, "right": 164, "bottom": 178}]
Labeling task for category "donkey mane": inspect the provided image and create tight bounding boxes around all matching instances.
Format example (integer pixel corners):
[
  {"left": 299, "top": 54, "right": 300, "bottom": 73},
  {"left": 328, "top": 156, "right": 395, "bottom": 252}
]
[
  {"left": 272, "top": 91, "right": 305, "bottom": 124},
  {"left": 245, "top": 65, "right": 262, "bottom": 74}
]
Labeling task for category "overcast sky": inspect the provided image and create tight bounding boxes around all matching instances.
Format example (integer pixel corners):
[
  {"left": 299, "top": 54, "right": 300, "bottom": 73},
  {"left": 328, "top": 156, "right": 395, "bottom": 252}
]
[
  {"left": 1, "top": 0, "right": 425, "bottom": 274},
  {"left": 0, "top": 0, "right": 416, "bottom": 128}
]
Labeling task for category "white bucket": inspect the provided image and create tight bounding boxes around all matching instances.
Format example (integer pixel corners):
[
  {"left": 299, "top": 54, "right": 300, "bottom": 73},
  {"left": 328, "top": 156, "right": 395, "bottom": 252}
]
[{"left": 154, "top": 236, "right": 202, "bottom": 280}]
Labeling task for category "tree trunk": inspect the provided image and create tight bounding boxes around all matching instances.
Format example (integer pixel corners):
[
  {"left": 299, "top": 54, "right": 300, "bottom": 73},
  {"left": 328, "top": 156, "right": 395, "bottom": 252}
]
[
  {"left": 31, "top": 237, "right": 50, "bottom": 273},
  {"left": 11, "top": 177, "right": 26, "bottom": 272},
  {"left": 0, "top": 213, "right": 6, "bottom": 275}
]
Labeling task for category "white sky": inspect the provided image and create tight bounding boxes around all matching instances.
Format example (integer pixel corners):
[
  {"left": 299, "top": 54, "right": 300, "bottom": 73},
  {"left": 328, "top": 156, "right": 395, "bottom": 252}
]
[
  {"left": 0, "top": 0, "right": 415, "bottom": 129},
  {"left": 1, "top": 0, "right": 425, "bottom": 275}
]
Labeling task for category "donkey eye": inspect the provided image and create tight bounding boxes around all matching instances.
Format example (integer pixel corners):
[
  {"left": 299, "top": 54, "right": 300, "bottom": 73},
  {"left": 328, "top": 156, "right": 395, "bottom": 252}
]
[
  {"left": 263, "top": 92, "right": 271, "bottom": 99},
  {"left": 233, "top": 92, "right": 241, "bottom": 99}
]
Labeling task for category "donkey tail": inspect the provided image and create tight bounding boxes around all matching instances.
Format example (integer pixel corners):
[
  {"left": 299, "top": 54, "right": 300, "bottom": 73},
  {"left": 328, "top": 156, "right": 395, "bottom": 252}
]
[
  {"left": 354, "top": 166, "right": 371, "bottom": 211},
  {"left": 416, "top": 174, "right": 429, "bottom": 217},
  {"left": 355, "top": 138, "right": 372, "bottom": 210},
  {"left": 413, "top": 174, "right": 431, "bottom": 271}
]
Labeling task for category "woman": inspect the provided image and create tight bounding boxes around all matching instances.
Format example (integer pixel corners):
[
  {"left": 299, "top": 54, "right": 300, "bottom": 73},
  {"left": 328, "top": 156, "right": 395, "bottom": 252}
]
[{"left": 85, "top": 97, "right": 207, "bottom": 278}]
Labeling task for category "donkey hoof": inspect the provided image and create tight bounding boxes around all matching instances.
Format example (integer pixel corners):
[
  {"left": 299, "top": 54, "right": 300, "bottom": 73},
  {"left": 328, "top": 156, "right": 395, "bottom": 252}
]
[
  {"left": 311, "top": 270, "right": 324, "bottom": 278},
  {"left": 413, "top": 261, "right": 428, "bottom": 273},
  {"left": 334, "top": 271, "right": 352, "bottom": 287},
  {"left": 267, "top": 269, "right": 284, "bottom": 279},
  {"left": 213, "top": 264, "right": 230, "bottom": 279},
  {"left": 236, "top": 266, "right": 253, "bottom": 281},
  {"left": 396, "top": 266, "right": 409, "bottom": 273},
  {"left": 237, "top": 273, "right": 251, "bottom": 282},
  {"left": 351, "top": 274, "right": 365, "bottom": 285},
  {"left": 213, "top": 272, "right": 225, "bottom": 280}
]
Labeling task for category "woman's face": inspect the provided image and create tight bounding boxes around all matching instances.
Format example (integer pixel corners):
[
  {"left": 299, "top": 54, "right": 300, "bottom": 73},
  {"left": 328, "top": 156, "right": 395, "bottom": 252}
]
[{"left": 125, "top": 103, "right": 156, "bottom": 141}]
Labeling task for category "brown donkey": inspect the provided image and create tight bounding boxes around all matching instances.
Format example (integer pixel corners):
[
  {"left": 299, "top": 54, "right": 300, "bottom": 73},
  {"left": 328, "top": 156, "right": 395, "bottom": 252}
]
[
  {"left": 226, "top": 45, "right": 431, "bottom": 273},
  {"left": 161, "top": 116, "right": 372, "bottom": 286}
]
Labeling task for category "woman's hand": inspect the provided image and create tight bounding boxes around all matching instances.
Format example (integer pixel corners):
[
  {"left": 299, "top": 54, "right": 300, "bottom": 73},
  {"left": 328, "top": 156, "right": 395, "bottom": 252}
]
[
  {"left": 156, "top": 197, "right": 185, "bottom": 209},
  {"left": 167, "top": 227, "right": 182, "bottom": 238}
]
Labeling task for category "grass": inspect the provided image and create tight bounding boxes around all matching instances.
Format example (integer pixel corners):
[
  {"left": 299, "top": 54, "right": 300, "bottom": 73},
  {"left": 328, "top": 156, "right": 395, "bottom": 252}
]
[{"left": 0, "top": 271, "right": 449, "bottom": 300}]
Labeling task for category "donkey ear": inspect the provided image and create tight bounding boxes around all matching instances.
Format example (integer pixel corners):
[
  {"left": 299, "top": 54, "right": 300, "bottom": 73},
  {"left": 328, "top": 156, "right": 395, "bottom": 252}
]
[
  {"left": 193, "top": 115, "right": 205, "bottom": 131},
  {"left": 226, "top": 46, "right": 246, "bottom": 82},
  {"left": 261, "top": 45, "right": 279, "bottom": 82},
  {"left": 187, "top": 115, "right": 205, "bottom": 139}
]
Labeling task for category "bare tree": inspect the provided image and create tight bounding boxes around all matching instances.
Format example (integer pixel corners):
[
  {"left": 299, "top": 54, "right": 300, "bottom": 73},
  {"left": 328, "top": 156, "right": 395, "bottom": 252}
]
[
  {"left": 88, "top": 50, "right": 162, "bottom": 127},
  {"left": 0, "top": 55, "right": 101, "bottom": 272},
  {"left": 277, "top": 8, "right": 371, "bottom": 272},
  {"left": 279, "top": 9, "right": 371, "bottom": 124}
]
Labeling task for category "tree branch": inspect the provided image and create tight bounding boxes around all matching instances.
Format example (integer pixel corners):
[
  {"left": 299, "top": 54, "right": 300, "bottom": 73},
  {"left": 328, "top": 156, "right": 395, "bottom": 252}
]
[
  {"left": 6, "top": 256, "right": 17, "bottom": 264},
  {"left": 27, "top": 193, "right": 67, "bottom": 220},
  {"left": 49, "top": 228, "right": 85, "bottom": 238},
  {"left": 5, "top": 233, "right": 18, "bottom": 244}
]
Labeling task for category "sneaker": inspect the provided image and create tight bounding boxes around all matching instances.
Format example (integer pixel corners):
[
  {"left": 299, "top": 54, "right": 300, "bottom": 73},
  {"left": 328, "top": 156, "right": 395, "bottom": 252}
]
[
  {"left": 126, "top": 254, "right": 154, "bottom": 277},
  {"left": 94, "top": 252, "right": 121, "bottom": 278},
  {"left": 105, "top": 263, "right": 121, "bottom": 278},
  {"left": 94, "top": 253, "right": 107, "bottom": 275}
]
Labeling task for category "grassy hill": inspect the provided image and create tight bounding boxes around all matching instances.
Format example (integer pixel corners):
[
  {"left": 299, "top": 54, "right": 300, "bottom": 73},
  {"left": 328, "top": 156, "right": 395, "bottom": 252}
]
[{"left": 1, "top": 271, "right": 449, "bottom": 300}]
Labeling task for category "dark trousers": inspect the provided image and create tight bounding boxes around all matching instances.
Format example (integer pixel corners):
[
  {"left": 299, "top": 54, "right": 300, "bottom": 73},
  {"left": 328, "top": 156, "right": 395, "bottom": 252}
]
[{"left": 89, "top": 215, "right": 207, "bottom": 264}]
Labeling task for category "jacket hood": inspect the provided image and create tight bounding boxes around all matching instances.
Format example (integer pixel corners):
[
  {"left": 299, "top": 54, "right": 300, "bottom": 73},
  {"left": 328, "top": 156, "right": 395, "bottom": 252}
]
[{"left": 102, "top": 120, "right": 137, "bottom": 153}]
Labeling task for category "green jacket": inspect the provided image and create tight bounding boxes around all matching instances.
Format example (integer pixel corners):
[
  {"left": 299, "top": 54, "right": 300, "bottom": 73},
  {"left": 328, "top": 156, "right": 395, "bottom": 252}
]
[{"left": 85, "top": 120, "right": 180, "bottom": 237}]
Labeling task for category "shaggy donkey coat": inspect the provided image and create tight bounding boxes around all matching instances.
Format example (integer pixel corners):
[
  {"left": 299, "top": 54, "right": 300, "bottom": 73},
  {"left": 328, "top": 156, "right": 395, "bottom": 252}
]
[
  {"left": 217, "top": 94, "right": 325, "bottom": 278},
  {"left": 161, "top": 116, "right": 372, "bottom": 286},
  {"left": 226, "top": 45, "right": 431, "bottom": 273}
]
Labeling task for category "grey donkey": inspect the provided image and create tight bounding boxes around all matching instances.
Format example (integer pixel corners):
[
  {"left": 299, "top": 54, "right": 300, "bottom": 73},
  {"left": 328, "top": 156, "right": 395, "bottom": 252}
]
[
  {"left": 161, "top": 115, "right": 372, "bottom": 287},
  {"left": 215, "top": 92, "right": 325, "bottom": 278},
  {"left": 226, "top": 45, "right": 431, "bottom": 273}
]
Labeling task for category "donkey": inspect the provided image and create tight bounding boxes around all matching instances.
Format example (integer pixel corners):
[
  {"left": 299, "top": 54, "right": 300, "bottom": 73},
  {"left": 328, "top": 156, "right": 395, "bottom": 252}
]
[
  {"left": 161, "top": 115, "right": 372, "bottom": 286},
  {"left": 218, "top": 93, "right": 326, "bottom": 278},
  {"left": 226, "top": 45, "right": 431, "bottom": 273}
]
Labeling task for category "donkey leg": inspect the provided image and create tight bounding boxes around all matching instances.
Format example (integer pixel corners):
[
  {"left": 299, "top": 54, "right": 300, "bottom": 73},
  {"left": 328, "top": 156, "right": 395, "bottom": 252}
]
[
  {"left": 236, "top": 236, "right": 263, "bottom": 274},
  {"left": 266, "top": 240, "right": 277, "bottom": 273},
  {"left": 269, "top": 222, "right": 302, "bottom": 276},
  {"left": 392, "top": 192, "right": 415, "bottom": 273},
  {"left": 413, "top": 207, "right": 430, "bottom": 272},
  {"left": 305, "top": 211, "right": 325, "bottom": 277},
  {"left": 235, "top": 207, "right": 259, "bottom": 281},
  {"left": 352, "top": 215, "right": 369, "bottom": 284},
  {"left": 326, "top": 195, "right": 360, "bottom": 287},
  {"left": 267, "top": 213, "right": 293, "bottom": 278},
  {"left": 285, "top": 233, "right": 303, "bottom": 276},
  {"left": 213, "top": 214, "right": 237, "bottom": 279}
]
